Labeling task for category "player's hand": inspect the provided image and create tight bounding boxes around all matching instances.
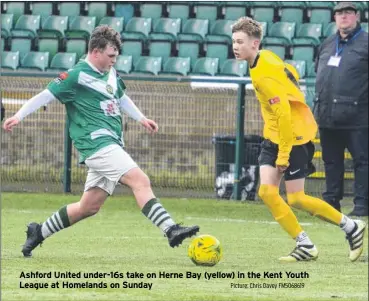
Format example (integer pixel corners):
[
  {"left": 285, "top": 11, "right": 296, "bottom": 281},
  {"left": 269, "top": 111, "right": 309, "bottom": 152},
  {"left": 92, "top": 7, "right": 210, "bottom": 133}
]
[
  {"left": 276, "top": 164, "right": 289, "bottom": 173},
  {"left": 140, "top": 118, "right": 159, "bottom": 133},
  {"left": 3, "top": 116, "right": 20, "bottom": 132},
  {"left": 276, "top": 156, "right": 289, "bottom": 173}
]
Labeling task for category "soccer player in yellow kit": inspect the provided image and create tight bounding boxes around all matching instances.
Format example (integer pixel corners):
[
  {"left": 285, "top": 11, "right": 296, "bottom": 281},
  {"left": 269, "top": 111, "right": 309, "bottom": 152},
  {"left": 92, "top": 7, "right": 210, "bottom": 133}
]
[{"left": 232, "top": 17, "right": 366, "bottom": 262}]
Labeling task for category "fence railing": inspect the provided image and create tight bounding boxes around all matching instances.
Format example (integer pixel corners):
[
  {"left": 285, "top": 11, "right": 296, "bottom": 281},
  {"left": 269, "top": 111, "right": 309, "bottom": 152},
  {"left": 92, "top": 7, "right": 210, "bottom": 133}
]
[{"left": 1, "top": 71, "right": 354, "bottom": 199}]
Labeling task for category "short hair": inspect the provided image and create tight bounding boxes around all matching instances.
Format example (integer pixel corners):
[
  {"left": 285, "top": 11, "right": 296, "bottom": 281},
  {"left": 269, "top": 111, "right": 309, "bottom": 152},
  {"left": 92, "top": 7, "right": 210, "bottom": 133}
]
[
  {"left": 232, "top": 17, "right": 263, "bottom": 40},
  {"left": 88, "top": 25, "right": 121, "bottom": 53}
]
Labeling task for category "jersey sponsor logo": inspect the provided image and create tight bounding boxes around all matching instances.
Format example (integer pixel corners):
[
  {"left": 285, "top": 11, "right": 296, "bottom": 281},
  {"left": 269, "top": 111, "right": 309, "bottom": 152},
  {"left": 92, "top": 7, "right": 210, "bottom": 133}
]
[
  {"left": 106, "top": 84, "right": 114, "bottom": 95},
  {"left": 269, "top": 97, "right": 280, "bottom": 105},
  {"left": 100, "top": 99, "right": 120, "bottom": 116},
  {"left": 53, "top": 72, "right": 69, "bottom": 84},
  {"left": 59, "top": 72, "right": 69, "bottom": 80}
]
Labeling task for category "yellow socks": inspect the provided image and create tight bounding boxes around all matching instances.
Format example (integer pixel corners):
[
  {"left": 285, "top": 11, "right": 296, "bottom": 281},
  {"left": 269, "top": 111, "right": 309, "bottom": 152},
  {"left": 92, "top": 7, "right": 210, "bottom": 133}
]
[
  {"left": 287, "top": 191, "right": 342, "bottom": 225},
  {"left": 258, "top": 184, "right": 302, "bottom": 238}
]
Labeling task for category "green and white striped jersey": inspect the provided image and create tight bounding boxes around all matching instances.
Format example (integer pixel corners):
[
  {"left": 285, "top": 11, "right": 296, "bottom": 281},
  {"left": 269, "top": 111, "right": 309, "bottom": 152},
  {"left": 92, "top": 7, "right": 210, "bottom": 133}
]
[{"left": 47, "top": 60, "right": 126, "bottom": 163}]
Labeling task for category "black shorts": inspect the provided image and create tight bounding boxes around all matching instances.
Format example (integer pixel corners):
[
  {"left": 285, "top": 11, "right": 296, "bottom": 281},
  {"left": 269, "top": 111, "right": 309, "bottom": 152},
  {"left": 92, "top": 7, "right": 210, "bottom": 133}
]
[{"left": 258, "top": 139, "right": 316, "bottom": 181}]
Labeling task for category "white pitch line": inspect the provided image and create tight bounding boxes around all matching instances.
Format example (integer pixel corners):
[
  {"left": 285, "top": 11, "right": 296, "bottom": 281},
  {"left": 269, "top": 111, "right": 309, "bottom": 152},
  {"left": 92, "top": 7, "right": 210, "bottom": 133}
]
[
  {"left": 186, "top": 216, "right": 313, "bottom": 226},
  {"left": 4, "top": 209, "right": 53, "bottom": 214},
  {"left": 102, "top": 236, "right": 161, "bottom": 240}
]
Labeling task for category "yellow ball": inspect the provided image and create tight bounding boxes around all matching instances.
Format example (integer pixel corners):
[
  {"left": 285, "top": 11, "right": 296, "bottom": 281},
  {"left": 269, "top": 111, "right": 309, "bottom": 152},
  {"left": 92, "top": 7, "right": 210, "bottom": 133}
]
[{"left": 188, "top": 235, "right": 223, "bottom": 266}]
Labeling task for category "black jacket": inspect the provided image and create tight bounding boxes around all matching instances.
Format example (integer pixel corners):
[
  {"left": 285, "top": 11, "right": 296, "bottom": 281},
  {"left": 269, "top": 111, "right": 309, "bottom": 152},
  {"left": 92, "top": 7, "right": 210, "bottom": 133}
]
[
  {"left": 314, "top": 24, "right": 368, "bottom": 129},
  {"left": 1, "top": 102, "right": 4, "bottom": 121}
]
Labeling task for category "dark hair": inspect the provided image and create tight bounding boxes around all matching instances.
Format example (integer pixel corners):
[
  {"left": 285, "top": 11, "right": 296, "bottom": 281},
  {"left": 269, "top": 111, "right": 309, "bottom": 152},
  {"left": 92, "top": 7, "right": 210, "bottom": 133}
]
[
  {"left": 232, "top": 17, "right": 263, "bottom": 40},
  {"left": 88, "top": 25, "right": 121, "bottom": 53}
]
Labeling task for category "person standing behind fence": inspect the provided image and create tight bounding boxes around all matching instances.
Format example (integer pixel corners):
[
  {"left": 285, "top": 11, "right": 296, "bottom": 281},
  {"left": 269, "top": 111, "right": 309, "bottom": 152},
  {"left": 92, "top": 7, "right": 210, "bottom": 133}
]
[
  {"left": 2, "top": 25, "right": 199, "bottom": 258},
  {"left": 314, "top": 2, "right": 368, "bottom": 216},
  {"left": 1, "top": 102, "right": 4, "bottom": 121},
  {"left": 232, "top": 17, "right": 366, "bottom": 262}
]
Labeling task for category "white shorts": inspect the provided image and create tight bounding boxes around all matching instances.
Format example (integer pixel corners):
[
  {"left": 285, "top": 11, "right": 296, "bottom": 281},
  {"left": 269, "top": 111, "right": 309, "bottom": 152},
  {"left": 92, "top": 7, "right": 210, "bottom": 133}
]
[{"left": 84, "top": 144, "right": 138, "bottom": 195}]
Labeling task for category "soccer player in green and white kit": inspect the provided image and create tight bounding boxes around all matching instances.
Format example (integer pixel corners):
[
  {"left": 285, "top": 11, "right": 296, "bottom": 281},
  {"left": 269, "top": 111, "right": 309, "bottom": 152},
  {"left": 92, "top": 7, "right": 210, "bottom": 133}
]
[{"left": 3, "top": 25, "right": 199, "bottom": 257}]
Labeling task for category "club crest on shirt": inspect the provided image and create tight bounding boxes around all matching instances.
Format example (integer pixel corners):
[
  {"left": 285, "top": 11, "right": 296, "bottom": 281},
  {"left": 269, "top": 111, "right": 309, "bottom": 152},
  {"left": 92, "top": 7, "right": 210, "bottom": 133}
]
[
  {"left": 269, "top": 97, "right": 280, "bottom": 105},
  {"left": 106, "top": 84, "right": 113, "bottom": 94}
]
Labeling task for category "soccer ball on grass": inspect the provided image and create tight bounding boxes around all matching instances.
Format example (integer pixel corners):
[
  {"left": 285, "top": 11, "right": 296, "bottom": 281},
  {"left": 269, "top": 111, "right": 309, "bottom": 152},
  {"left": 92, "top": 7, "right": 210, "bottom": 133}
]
[{"left": 188, "top": 234, "right": 222, "bottom": 266}]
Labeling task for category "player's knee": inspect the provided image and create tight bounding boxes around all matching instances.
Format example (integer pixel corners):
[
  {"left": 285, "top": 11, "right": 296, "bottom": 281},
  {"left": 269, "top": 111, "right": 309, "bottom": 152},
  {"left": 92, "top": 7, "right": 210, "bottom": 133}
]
[
  {"left": 258, "top": 184, "right": 268, "bottom": 201},
  {"left": 287, "top": 191, "right": 304, "bottom": 207},
  {"left": 128, "top": 172, "right": 151, "bottom": 192},
  {"left": 137, "top": 173, "right": 151, "bottom": 188},
  {"left": 258, "top": 184, "right": 279, "bottom": 206}
]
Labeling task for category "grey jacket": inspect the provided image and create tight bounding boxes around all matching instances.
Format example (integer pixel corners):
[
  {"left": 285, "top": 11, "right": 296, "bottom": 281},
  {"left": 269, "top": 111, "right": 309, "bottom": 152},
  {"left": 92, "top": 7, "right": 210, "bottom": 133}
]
[{"left": 314, "top": 24, "right": 368, "bottom": 129}]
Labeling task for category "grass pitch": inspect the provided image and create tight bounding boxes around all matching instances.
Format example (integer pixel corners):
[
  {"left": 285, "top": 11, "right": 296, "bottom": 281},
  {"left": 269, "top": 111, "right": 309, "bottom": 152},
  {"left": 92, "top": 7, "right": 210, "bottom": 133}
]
[{"left": 1, "top": 193, "right": 368, "bottom": 301}]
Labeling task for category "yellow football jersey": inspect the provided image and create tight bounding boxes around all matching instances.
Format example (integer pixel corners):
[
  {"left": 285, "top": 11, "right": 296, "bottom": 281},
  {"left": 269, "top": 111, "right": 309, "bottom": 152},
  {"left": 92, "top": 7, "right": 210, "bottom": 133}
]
[{"left": 249, "top": 50, "right": 317, "bottom": 165}]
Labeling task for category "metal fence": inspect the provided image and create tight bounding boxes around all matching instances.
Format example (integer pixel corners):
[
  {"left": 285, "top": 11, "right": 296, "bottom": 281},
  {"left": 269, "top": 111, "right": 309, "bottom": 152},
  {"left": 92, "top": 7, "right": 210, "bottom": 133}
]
[{"left": 0, "top": 73, "right": 354, "bottom": 199}]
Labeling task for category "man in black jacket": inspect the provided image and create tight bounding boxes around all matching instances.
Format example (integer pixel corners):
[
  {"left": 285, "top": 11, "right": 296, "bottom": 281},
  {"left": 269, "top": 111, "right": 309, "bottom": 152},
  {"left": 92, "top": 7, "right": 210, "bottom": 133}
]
[
  {"left": 1, "top": 102, "right": 5, "bottom": 122},
  {"left": 314, "top": 2, "right": 368, "bottom": 216}
]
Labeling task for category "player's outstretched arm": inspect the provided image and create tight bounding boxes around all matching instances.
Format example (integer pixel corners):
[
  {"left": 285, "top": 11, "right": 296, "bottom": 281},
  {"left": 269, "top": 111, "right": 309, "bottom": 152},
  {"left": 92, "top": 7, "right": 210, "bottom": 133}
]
[
  {"left": 2, "top": 89, "right": 55, "bottom": 132},
  {"left": 3, "top": 116, "right": 21, "bottom": 132},
  {"left": 140, "top": 118, "right": 159, "bottom": 133},
  {"left": 119, "top": 94, "right": 158, "bottom": 133}
]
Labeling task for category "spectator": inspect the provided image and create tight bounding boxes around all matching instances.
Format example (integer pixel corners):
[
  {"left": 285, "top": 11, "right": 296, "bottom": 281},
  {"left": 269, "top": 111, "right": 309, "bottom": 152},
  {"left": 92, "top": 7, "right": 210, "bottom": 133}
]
[
  {"left": 1, "top": 102, "right": 4, "bottom": 121},
  {"left": 314, "top": 2, "right": 368, "bottom": 216}
]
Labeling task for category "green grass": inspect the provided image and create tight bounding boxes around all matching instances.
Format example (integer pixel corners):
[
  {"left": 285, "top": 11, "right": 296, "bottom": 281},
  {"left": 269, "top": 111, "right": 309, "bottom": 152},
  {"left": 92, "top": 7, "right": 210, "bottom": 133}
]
[{"left": 1, "top": 193, "right": 368, "bottom": 301}]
